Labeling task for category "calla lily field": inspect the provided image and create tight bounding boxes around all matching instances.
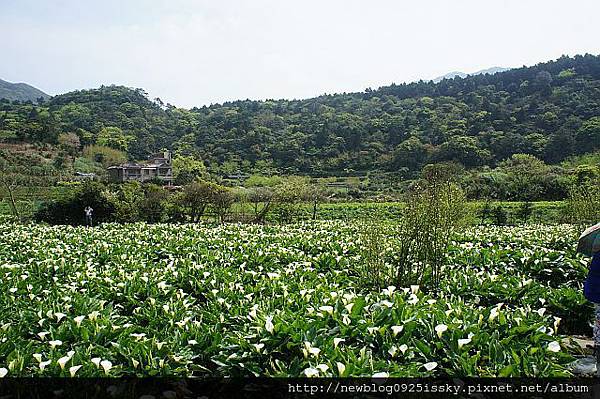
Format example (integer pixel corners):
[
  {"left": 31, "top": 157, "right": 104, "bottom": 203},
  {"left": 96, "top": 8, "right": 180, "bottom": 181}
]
[{"left": 0, "top": 221, "right": 591, "bottom": 377}]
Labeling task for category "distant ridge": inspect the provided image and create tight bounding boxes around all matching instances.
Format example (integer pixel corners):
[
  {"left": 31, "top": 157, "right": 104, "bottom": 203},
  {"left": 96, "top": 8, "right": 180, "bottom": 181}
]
[
  {"left": 1, "top": 54, "right": 599, "bottom": 176},
  {"left": 0, "top": 79, "right": 50, "bottom": 102},
  {"left": 432, "top": 66, "right": 511, "bottom": 83}
]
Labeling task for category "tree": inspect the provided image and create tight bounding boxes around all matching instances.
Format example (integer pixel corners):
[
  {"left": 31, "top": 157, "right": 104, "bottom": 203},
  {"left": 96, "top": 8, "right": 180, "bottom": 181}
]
[
  {"left": 177, "top": 180, "right": 233, "bottom": 223},
  {"left": 83, "top": 145, "right": 127, "bottom": 168},
  {"left": 566, "top": 182, "right": 600, "bottom": 227},
  {"left": 178, "top": 181, "right": 213, "bottom": 222},
  {"left": 478, "top": 200, "right": 493, "bottom": 224},
  {"left": 304, "top": 183, "right": 329, "bottom": 220},
  {"left": 391, "top": 173, "right": 466, "bottom": 289},
  {"left": 517, "top": 201, "right": 534, "bottom": 223},
  {"left": 246, "top": 186, "right": 277, "bottom": 223},
  {"left": 273, "top": 177, "right": 310, "bottom": 223},
  {"left": 392, "top": 136, "right": 427, "bottom": 170},
  {"left": 96, "top": 126, "right": 135, "bottom": 151},
  {"left": 576, "top": 117, "right": 600, "bottom": 153},
  {"left": 172, "top": 155, "right": 207, "bottom": 185},
  {"left": 4, "top": 55, "right": 600, "bottom": 182},
  {"left": 139, "top": 184, "right": 169, "bottom": 223},
  {"left": 491, "top": 205, "right": 508, "bottom": 225},
  {"left": 105, "top": 181, "right": 145, "bottom": 223},
  {"left": 57, "top": 132, "right": 81, "bottom": 154},
  {"left": 498, "top": 154, "right": 550, "bottom": 201},
  {"left": 35, "top": 182, "right": 116, "bottom": 225},
  {"left": 421, "top": 162, "right": 464, "bottom": 183},
  {"left": 435, "top": 136, "right": 490, "bottom": 168},
  {"left": 0, "top": 164, "right": 20, "bottom": 219},
  {"left": 209, "top": 184, "right": 234, "bottom": 223}
]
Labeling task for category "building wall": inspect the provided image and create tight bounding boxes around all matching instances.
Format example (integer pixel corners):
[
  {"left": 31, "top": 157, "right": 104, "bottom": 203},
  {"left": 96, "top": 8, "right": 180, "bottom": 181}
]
[{"left": 108, "top": 160, "right": 173, "bottom": 184}]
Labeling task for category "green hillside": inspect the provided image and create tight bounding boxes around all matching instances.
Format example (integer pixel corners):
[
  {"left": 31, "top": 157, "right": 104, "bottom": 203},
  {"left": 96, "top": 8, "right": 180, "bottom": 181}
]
[
  {"left": 1, "top": 54, "right": 600, "bottom": 179},
  {"left": 0, "top": 79, "right": 50, "bottom": 103}
]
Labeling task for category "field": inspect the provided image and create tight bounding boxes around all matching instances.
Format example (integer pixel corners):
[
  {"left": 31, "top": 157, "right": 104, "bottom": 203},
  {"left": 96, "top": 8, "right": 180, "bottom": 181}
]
[
  {"left": 0, "top": 196, "right": 566, "bottom": 225},
  {"left": 0, "top": 220, "right": 592, "bottom": 378}
]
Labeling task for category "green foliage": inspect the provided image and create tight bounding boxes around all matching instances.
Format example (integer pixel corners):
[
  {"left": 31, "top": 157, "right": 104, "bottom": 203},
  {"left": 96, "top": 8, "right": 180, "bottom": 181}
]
[
  {"left": 491, "top": 205, "right": 509, "bottom": 226},
  {"left": 566, "top": 183, "right": 600, "bottom": 227},
  {"left": 576, "top": 117, "right": 600, "bottom": 153},
  {"left": 517, "top": 201, "right": 534, "bottom": 223},
  {"left": 272, "top": 177, "right": 311, "bottom": 223},
  {"left": 139, "top": 184, "right": 170, "bottom": 223},
  {"left": 244, "top": 174, "right": 283, "bottom": 187},
  {"left": 392, "top": 137, "right": 428, "bottom": 170},
  {"left": 355, "top": 171, "right": 466, "bottom": 290},
  {"left": 34, "top": 182, "right": 171, "bottom": 225},
  {"left": 573, "top": 165, "right": 600, "bottom": 184},
  {"left": 34, "top": 181, "right": 115, "bottom": 225},
  {"left": 3, "top": 55, "right": 600, "bottom": 179},
  {"left": 72, "top": 157, "right": 103, "bottom": 175},
  {"left": 57, "top": 132, "right": 81, "bottom": 154},
  {"left": 239, "top": 186, "right": 277, "bottom": 223},
  {"left": 105, "top": 181, "right": 145, "bottom": 223},
  {"left": 82, "top": 145, "right": 127, "bottom": 168},
  {"left": 210, "top": 184, "right": 235, "bottom": 223},
  {"left": 479, "top": 201, "right": 493, "bottom": 224},
  {"left": 172, "top": 155, "right": 207, "bottom": 185},
  {"left": 0, "top": 221, "right": 584, "bottom": 377},
  {"left": 357, "top": 221, "right": 390, "bottom": 288},
  {"left": 561, "top": 151, "right": 600, "bottom": 168},
  {"left": 464, "top": 155, "right": 570, "bottom": 201},
  {"left": 175, "top": 180, "right": 234, "bottom": 223},
  {"left": 396, "top": 175, "right": 466, "bottom": 288},
  {"left": 558, "top": 68, "right": 576, "bottom": 79},
  {"left": 435, "top": 136, "right": 491, "bottom": 167},
  {"left": 96, "top": 127, "right": 135, "bottom": 152}
]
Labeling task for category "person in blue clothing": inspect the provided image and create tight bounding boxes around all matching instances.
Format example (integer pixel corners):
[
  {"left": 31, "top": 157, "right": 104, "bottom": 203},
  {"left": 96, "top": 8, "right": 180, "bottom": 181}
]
[{"left": 583, "top": 251, "right": 600, "bottom": 372}]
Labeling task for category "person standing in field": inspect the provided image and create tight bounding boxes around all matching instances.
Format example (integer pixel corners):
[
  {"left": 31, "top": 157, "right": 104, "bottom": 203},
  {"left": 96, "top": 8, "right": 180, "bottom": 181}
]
[
  {"left": 583, "top": 251, "right": 600, "bottom": 375},
  {"left": 84, "top": 206, "right": 93, "bottom": 227},
  {"left": 578, "top": 222, "right": 600, "bottom": 375}
]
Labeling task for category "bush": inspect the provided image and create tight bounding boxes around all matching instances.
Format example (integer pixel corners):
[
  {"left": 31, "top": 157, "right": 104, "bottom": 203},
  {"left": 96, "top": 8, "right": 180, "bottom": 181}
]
[
  {"left": 82, "top": 145, "right": 127, "bottom": 168},
  {"left": 35, "top": 182, "right": 115, "bottom": 225},
  {"left": 566, "top": 182, "right": 600, "bottom": 227},
  {"left": 478, "top": 201, "right": 493, "bottom": 224},
  {"left": 357, "top": 221, "right": 390, "bottom": 288},
  {"left": 491, "top": 205, "right": 508, "bottom": 225},
  {"left": 106, "top": 181, "right": 145, "bottom": 223},
  {"left": 272, "top": 177, "right": 309, "bottom": 223},
  {"left": 395, "top": 176, "right": 467, "bottom": 289},
  {"left": 356, "top": 171, "right": 467, "bottom": 291},
  {"left": 177, "top": 180, "right": 234, "bottom": 223},
  {"left": 35, "top": 182, "right": 171, "bottom": 225},
  {"left": 517, "top": 201, "right": 534, "bottom": 223},
  {"left": 172, "top": 155, "right": 207, "bottom": 185},
  {"left": 140, "top": 184, "right": 170, "bottom": 223},
  {"left": 245, "top": 187, "right": 277, "bottom": 223},
  {"left": 210, "top": 185, "right": 235, "bottom": 223}
]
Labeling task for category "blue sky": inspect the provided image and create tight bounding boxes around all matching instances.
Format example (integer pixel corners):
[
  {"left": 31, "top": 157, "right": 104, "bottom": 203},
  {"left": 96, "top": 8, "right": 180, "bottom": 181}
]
[{"left": 2, "top": 0, "right": 599, "bottom": 107}]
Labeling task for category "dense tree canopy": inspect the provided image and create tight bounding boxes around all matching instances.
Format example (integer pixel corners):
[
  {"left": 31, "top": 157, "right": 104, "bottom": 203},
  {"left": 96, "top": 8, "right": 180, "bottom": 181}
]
[{"left": 1, "top": 54, "right": 600, "bottom": 177}]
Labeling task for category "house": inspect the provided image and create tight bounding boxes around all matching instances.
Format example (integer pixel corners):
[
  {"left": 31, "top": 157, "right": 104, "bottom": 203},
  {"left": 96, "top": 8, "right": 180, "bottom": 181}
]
[
  {"left": 107, "top": 151, "right": 173, "bottom": 184},
  {"left": 74, "top": 172, "right": 96, "bottom": 181}
]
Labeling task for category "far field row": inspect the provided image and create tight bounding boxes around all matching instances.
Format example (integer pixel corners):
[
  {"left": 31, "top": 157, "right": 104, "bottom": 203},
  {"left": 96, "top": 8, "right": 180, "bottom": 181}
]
[{"left": 0, "top": 197, "right": 565, "bottom": 224}]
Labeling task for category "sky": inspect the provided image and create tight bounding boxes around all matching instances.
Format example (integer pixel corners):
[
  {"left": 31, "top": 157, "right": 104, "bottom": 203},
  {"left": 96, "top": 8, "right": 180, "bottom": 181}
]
[{"left": 1, "top": 0, "right": 599, "bottom": 108}]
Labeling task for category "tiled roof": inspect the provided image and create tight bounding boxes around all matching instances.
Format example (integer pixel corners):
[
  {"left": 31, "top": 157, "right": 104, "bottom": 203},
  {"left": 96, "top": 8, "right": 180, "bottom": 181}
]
[{"left": 108, "top": 163, "right": 171, "bottom": 169}]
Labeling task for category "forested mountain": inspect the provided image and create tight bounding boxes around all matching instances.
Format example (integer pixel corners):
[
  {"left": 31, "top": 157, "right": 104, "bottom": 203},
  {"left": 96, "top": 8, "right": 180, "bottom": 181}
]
[
  {"left": 0, "top": 79, "right": 50, "bottom": 102},
  {"left": 432, "top": 67, "right": 510, "bottom": 83},
  {"left": 1, "top": 54, "right": 600, "bottom": 177}
]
